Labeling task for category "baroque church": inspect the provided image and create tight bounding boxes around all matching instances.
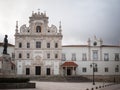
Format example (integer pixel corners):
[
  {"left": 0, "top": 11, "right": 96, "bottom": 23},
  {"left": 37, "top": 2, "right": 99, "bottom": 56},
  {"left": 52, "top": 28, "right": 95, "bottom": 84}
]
[
  {"left": 14, "top": 11, "right": 120, "bottom": 77},
  {"left": 15, "top": 11, "right": 62, "bottom": 76}
]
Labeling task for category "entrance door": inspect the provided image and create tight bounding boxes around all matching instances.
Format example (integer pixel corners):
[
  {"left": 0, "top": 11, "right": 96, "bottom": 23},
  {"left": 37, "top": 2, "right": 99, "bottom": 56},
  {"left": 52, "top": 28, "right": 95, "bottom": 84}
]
[
  {"left": 26, "top": 68, "right": 30, "bottom": 75},
  {"left": 67, "top": 68, "right": 72, "bottom": 75},
  {"left": 35, "top": 66, "right": 41, "bottom": 75},
  {"left": 46, "top": 68, "right": 50, "bottom": 75}
]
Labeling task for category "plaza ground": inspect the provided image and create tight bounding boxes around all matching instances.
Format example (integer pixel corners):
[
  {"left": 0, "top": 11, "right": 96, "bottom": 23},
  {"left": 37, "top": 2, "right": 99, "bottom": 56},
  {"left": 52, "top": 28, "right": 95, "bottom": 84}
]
[{"left": 5, "top": 81, "right": 120, "bottom": 90}]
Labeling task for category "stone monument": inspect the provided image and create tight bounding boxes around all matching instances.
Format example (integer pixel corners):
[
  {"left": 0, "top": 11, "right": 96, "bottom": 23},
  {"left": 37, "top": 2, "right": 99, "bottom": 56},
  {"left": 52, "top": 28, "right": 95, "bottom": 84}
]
[
  {"left": 0, "top": 35, "right": 15, "bottom": 76},
  {"left": 3, "top": 35, "right": 8, "bottom": 55}
]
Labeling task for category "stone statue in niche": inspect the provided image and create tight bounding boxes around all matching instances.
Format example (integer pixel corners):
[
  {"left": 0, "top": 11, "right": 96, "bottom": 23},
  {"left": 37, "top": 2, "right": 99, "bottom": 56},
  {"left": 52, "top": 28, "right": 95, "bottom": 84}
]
[{"left": 3, "top": 35, "right": 8, "bottom": 54}]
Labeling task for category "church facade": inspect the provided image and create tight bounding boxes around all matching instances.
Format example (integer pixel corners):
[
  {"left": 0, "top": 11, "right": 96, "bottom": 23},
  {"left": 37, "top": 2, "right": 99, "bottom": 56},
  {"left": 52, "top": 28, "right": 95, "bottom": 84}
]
[
  {"left": 15, "top": 11, "right": 62, "bottom": 76},
  {"left": 14, "top": 11, "right": 120, "bottom": 76}
]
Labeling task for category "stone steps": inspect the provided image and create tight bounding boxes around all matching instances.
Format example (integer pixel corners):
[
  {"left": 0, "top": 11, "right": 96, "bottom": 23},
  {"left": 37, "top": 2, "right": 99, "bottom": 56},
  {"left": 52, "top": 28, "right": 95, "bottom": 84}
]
[{"left": 30, "top": 76, "right": 91, "bottom": 82}]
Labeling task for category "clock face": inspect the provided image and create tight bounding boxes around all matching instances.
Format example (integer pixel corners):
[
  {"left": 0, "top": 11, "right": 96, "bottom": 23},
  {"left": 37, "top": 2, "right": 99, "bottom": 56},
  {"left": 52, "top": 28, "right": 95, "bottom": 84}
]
[{"left": 93, "top": 41, "right": 97, "bottom": 46}]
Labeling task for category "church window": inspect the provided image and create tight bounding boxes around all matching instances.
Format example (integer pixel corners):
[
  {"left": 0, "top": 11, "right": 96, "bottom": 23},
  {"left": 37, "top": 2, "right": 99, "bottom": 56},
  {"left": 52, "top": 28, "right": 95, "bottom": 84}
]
[
  {"left": 36, "top": 41, "right": 41, "bottom": 48},
  {"left": 19, "top": 53, "right": 22, "bottom": 58},
  {"left": 36, "top": 26, "right": 41, "bottom": 33},
  {"left": 55, "top": 54, "right": 58, "bottom": 59},
  {"left": 12, "top": 53, "right": 15, "bottom": 58},
  {"left": 19, "top": 42, "right": 22, "bottom": 48},
  {"left": 27, "top": 53, "right": 30, "bottom": 58},
  {"left": 26, "top": 68, "right": 30, "bottom": 75},
  {"left": 47, "top": 53, "right": 50, "bottom": 59},
  {"left": 55, "top": 43, "right": 58, "bottom": 48},
  {"left": 47, "top": 43, "right": 50, "bottom": 48},
  {"left": 48, "top": 30, "right": 50, "bottom": 33},
  {"left": 27, "top": 42, "right": 30, "bottom": 48}
]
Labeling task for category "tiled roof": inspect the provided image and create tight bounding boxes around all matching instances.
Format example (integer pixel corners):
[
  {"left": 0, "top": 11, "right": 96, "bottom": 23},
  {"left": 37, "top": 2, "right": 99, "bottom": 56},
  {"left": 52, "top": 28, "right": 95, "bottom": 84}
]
[
  {"left": 0, "top": 42, "right": 14, "bottom": 47},
  {"left": 62, "top": 45, "right": 120, "bottom": 47},
  {"left": 101, "top": 45, "right": 120, "bottom": 47},
  {"left": 61, "top": 62, "right": 78, "bottom": 67},
  {"left": 62, "top": 45, "right": 88, "bottom": 47}
]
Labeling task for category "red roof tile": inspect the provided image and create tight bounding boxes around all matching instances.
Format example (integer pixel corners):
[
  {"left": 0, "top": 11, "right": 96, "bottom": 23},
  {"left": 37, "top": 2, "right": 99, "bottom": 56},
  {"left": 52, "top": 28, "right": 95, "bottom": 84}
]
[{"left": 61, "top": 62, "right": 78, "bottom": 67}]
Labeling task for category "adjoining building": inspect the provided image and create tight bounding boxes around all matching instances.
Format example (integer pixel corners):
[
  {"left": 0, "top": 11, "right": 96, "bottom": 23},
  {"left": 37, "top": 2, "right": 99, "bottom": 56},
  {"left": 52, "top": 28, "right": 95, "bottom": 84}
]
[
  {"left": 14, "top": 11, "right": 120, "bottom": 77},
  {"left": 61, "top": 37, "right": 120, "bottom": 76}
]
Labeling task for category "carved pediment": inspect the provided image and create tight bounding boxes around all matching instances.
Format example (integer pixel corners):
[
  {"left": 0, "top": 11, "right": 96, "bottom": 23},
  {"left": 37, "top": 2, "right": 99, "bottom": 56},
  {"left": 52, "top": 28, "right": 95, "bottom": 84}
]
[{"left": 35, "top": 55, "right": 41, "bottom": 60}]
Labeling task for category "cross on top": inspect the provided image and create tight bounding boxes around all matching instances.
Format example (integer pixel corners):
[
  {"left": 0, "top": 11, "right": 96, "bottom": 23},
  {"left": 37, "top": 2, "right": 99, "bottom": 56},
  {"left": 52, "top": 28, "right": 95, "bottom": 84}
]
[{"left": 38, "top": 9, "right": 40, "bottom": 12}]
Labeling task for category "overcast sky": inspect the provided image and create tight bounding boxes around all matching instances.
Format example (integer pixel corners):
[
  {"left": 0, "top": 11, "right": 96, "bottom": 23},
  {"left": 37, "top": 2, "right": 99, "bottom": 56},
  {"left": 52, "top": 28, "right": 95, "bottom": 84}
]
[{"left": 0, "top": 0, "right": 120, "bottom": 45}]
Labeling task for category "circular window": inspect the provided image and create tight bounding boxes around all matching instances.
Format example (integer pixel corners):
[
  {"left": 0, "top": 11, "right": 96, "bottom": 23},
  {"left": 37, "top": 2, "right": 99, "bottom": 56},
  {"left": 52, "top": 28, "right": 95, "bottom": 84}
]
[{"left": 93, "top": 42, "right": 97, "bottom": 46}]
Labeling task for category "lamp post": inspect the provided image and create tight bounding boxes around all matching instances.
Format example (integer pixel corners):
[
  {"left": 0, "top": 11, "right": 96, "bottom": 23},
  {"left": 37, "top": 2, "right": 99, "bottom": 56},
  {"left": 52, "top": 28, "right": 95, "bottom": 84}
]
[
  {"left": 90, "top": 63, "right": 97, "bottom": 85},
  {"left": 114, "top": 65, "right": 119, "bottom": 83}
]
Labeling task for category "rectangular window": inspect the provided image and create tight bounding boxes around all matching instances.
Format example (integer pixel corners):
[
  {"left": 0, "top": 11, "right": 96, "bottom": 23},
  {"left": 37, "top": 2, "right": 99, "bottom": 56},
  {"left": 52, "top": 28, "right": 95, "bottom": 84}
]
[
  {"left": 115, "top": 65, "right": 119, "bottom": 72},
  {"left": 93, "top": 50, "right": 98, "bottom": 60},
  {"left": 82, "top": 53, "right": 87, "bottom": 61},
  {"left": 94, "top": 67, "right": 98, "bottom": 72},
  {"left": 47, "top": 43, "right": 50, "bottom": 48},
  {"left": 71, "top": 53, "right": 76, "bottom": 61},
  {"left": 36, "top": 41, "right": 41, "bottom": 48},
  {"left": 19, "top": 43, "right": 22, "bottom": 48},
  {"left": 105, "top": 67, "right": 109, "bottom": 72},
  {"left": 55, "top": 43, "right": 58, "bottom": 48},
  {"left": 19, "top": 53, "right": 22, "bottom": 58},
  {"left": 82, "top": 67, "right": 87, "bottom": 72},
  {"left": 55, "top": 54, "right": 58, "bottom": 59},
  {"left": 104, "top": 53, "right": 109, "bottom": 61},
  {"left": 27, "top": 53, "right": 30, "bottom": 58},
  {"left": 27, "top": 42, "right": 30, "bottom": 48},
  {"left": 26, "top": 68, "right": 30, "bottom": 75},
  {"left": 35, "top": 66, "right": 41, "bottom": 75},
  {"left": 46, "top": 68, "right": 51, "bottom": 75},
  {"left": 47, "top": 53, "right": 50, "bottom": 59},
  {"left": 62, "top": 53, "right": 66, "bottom": 61},
  {"left": 115, "top": 53, "right": 119, "bottom": 61},
  {"left": 12, "top": 53, "right": 15, "bottom": 58}
]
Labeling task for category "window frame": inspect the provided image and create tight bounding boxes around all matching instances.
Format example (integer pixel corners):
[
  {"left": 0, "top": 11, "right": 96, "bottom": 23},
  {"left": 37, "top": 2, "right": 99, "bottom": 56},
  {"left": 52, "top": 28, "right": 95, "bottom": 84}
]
[
  {"left": 47, "top": 42, "right": 50, "bottom": 48},
  {"left": 71, "top": 53, "right": 76, "bottom": 61},
  {"left": 19, "top": 53, "right": 22, "bottom": 58},
  {"left": 19, "top": 42, "right": 22, "bottom": 48},
  {"left": 93, "top": 50, "right": 98, "bottom": 60},
  {"left": 47, "top": 53, "right": 50, "bottom": 59},
  {"left": 55, "top": 43, "right": 58, "bottom": 48},
  {"left": 104, "top": 53, "right": 109, "bottom": 61},
  {"left": 27, "top": 42, "right": 30, "bottom": 48},
  {"left": 115, "top": 53, "right": 119, "bottom": 61},
  {"left": 36, "top": 26, "right": 41, "bottom": 33},
  {"left": 82, "top": 67, "right": 87, "bottom": 73},
  {"left": 36, "top": 41, "right": 41, "bottom": 48}
]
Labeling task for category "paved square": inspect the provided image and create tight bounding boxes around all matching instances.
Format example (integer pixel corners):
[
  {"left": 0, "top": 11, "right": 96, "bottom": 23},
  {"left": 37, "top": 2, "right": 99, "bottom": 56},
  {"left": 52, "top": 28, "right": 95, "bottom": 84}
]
[
  {"left": 31, "top": 81, "right": 106, "bottom": 90},
  {"left": 5, "top": 81, "right": 115, "bottom": 90}
]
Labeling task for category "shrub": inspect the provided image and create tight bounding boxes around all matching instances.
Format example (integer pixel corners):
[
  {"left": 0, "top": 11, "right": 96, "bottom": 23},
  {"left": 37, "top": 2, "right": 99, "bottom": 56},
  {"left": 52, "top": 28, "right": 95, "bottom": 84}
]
[{"left": 0, "top": 78, "right": 30, "bottom": 83}]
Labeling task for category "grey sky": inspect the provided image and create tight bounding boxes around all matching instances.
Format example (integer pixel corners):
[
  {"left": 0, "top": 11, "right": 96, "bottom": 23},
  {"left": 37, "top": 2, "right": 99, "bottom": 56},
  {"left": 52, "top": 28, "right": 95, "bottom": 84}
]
[{"left": 0, "top": 0, "right": 120, "bottom": 45}]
